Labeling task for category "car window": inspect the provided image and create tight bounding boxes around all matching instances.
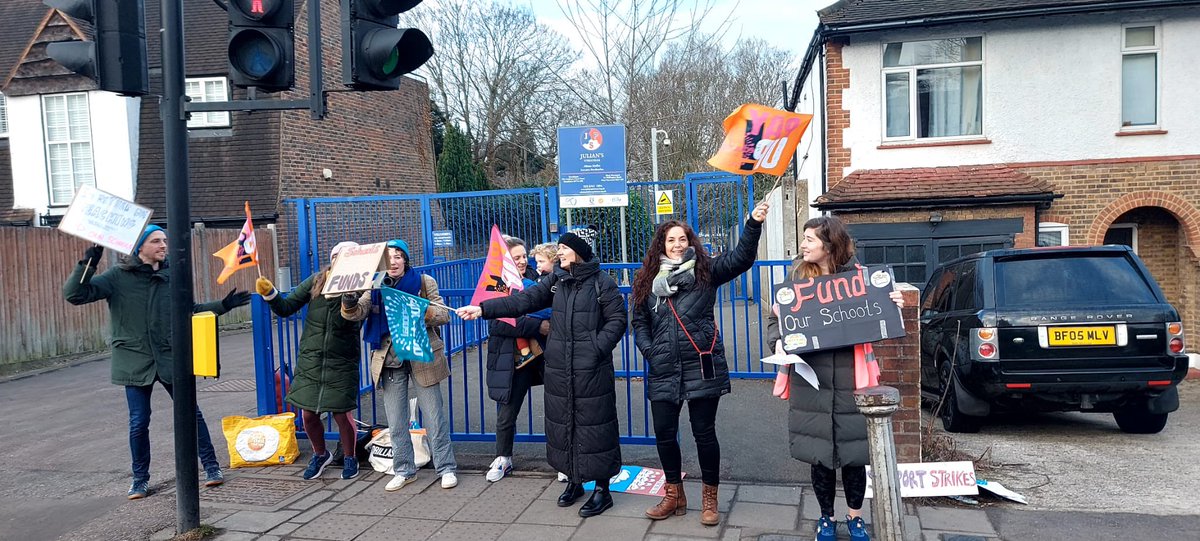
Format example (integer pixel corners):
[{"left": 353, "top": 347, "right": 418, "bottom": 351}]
[
  {"left": 995, "top": 255, "right": 1159, "bottom": 306},
  {"left": 951, "top": 261, "right": 981, "bottom": 312},
  {"left": 923, "top": 265, "right": 956, "bottom": 315}
]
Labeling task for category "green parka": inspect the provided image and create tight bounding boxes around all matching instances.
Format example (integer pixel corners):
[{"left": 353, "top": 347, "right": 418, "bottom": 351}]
[
  {"left": 264, "top": 271, "right": 371, "bottom": 413},
  {"left": 63, "top": 259, "right": 228, "bottom": 386}
]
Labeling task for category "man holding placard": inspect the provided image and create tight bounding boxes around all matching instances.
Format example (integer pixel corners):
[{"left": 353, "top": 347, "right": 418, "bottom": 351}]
[{"left": 63, "top": 226, "right": 251, "bottom": 500}]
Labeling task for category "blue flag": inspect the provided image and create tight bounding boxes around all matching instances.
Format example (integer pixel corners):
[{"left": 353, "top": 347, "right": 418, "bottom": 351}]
[{"left": 381, "top": 286, "right": 433, "bottom": 363}]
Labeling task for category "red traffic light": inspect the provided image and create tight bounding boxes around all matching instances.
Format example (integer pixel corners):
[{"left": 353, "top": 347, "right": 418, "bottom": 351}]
[{"left": 230, "top": 0, "right": 281, "bottom": 20}]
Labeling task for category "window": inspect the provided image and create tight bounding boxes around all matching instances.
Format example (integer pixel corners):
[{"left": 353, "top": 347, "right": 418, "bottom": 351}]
[
  {"left": 996, "top": 255, "right": 1158, "bottom": 307},
  {"left": 882, "top": 37, "right": 983, "bottom": 140},
  {"left": 42, "top": 93, "right": 94, "bottom": 206},
  {"left": 950, "top": 261, "right": 982, "bottom": 312},
  {"left": 1037, "top": 222, "right": 1070, "bottom": 247},
  {"left": 0, "top": 92, "right": 8, "bottom": 136},
  {"left": 185, "top": 77, "right": 230, "bottom": 128},
  {"left": 859, "top": 241, "right": 928, "bottom": 285},
  {"left": 1121, "top": 24, "right": 1159, "bottom": 128},
  {"left": 1103, "top": 223, "right": 1138, "bottom": 252}
]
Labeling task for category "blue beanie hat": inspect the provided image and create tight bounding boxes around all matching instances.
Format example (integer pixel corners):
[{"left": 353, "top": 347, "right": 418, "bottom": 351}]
[
  {"left": 133, "top": 225, "right": 164, "bottom": 255},
  {"left": 386, "top": 239, "right": 410, "bottom": 258}
]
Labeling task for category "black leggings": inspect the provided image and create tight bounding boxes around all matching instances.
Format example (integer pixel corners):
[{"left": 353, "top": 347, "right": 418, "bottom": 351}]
[
  {"left": 495, "top": 362, "right": 538, "bottom": 457},
  {"left": 811, "top": 464, "right": 867, "bottom": 517},
  {"left": 650, "top": 397, "right": 721, "bottom": 486}
]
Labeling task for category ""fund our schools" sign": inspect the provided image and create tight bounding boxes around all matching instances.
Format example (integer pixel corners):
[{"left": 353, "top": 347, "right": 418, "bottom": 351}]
[{"left": 772, "top": 265, "right": 905, "bottom": 354}]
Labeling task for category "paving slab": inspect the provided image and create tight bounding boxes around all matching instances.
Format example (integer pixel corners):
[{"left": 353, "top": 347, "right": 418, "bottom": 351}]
[
  {"left": 647, "top": 514, "right": 723, "bottom": 538},
  {"left": 598, "top": 490, "right": 661, "bottom": 518},
  {"left": 265, "top": 521, "right": 302, "bottom": 537},
  {"left": 916, "top": 507, "right": 996, "bottom": 536},
  {"left": 434, "top": 472, "right": 491, "bottom": 497},
  {"left": 211, "top": 510, "right": 299, "bottom": 533},
  {"left": 572, "top": 514, "right": 651, "bottom": 540},
  {"left": 683, "top": 482, "right": 737, "bottom": 513},
  {"left": 211, "top": 531, "right": 258, "bottom": 541},
  {"left": 498, "top": 523, "right": 576, "bottom": 541},
  {"left": 390, "top": 492, "right": 473, "bottom": 521},
  {"left": 736, "top": 485, "right": 804, "bottom": 506},
  {"left": 355, "top": 517, "right": 444, "bottom": 541},
  {"left": 329, "top": 477, "right": 373, "bottom": 502},
  {"left": 722, "top": 527, "right": 742, "bottom": 540},
  {"left": 428, "top": 520, "right": 508, "bottom": 540},
  {"left": 288, "top": 512, "right": 380, "bottom": 541},
  {"left": 330, "top": 488, "right": 410, "bottom": 516},
  {"left": 285, "top": 489, "right": 336, "bottom": 511},
  {"left": 726, "top": 501, "right": 798, "bottom": 530},
  {"left": 451, "top": 488, "right": 537, "bottom": 523},
  {"left": 290, "top": 502, "right": 339, "bottom": 524},
  {"left": 515, "top": 497, "right": 585, "bottom": 527}
]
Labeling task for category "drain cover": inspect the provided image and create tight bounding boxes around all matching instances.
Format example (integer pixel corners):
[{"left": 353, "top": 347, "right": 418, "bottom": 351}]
[
  {"left": 201, "top": 476, "right": 309, "bottom": 506},
  {"left": 199, "top": 379, "right": 257, "bottom": 392}
]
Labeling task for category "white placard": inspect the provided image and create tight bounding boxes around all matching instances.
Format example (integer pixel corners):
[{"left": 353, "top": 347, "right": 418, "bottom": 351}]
[
  {"left": 321, "top": 242, "right": 388, "bottom": 296},
  {"left": 57, "top": 185, "right": 154, "bottom": 255},
  {"left": 865, "top": 461, "right": 978, "bottom": 498}
]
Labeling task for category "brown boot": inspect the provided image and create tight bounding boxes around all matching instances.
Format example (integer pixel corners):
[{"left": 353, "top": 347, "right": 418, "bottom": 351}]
[
  {"left": 645, "top": 482, "right": 686, "bottom": 519},
  {"left": 700, "top": 483, "right": 720, "bottom": 526}
]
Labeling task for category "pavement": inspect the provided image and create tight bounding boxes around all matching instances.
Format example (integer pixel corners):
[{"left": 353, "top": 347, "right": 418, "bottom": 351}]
[{"left": 1, "top": 330, "right": 1197, "bottom": 540}]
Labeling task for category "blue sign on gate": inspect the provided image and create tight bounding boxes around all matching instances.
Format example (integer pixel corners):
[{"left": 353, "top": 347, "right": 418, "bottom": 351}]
[{"left": 557, "top": 125, "right": 627, "bottom": 208}]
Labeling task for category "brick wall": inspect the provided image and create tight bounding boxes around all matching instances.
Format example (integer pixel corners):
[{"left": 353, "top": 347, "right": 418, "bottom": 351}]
[
  {"left": 836, "top": 205, "right": 1039, "bottom": 249},
  {"left": 873, "top": 284, "right": 922, "bottom": 463},
  {"left": 1021, "top": 157, "right": 1200, "bottom": 350},
  {"left": 825, "top": 39, "right": 852, "bottom": 192}
]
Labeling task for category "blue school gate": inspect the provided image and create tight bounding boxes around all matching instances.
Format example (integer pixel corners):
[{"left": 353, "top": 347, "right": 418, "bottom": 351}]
[{"left": 251, "top": 173, "right": 795, "bottom": 444}]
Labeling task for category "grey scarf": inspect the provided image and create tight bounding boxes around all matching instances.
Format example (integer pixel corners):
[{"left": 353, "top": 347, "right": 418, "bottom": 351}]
[{"left": 652, "top": 247, "right": 697, "bottom": 308}]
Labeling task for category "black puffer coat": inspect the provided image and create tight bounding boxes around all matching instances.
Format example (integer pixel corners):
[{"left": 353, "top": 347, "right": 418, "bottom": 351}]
[
  {"left": 765, "top": 259, "right": 869, "bottom": 469},
  {"left": 481, "top": 259, "right": 627, "bottom": 482},
  {"left": 632, "top": 218, "right": 762, "bottom": 403},
  {"left": 486, "top": 316, "right": 546, "bottom": 404}
]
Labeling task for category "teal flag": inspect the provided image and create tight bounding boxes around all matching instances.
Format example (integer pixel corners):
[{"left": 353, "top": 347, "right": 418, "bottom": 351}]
[{"left": 381, "top": 286, "right": 433, "bottom": 363}]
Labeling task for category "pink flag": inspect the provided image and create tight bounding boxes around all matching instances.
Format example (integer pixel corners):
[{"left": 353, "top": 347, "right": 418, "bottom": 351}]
[{"left": 469, "top": 225, "right": 524, "bottom": 325}]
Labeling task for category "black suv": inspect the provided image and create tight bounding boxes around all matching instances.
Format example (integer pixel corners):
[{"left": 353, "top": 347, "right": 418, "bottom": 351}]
[{"left": 920, "top": 246, "right": 1188, "bottom": 434}]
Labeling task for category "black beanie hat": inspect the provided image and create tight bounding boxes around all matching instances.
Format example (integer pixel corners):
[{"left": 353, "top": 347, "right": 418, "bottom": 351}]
[{"left": 558, "top": 227, "right": 597, "bottom": 262}]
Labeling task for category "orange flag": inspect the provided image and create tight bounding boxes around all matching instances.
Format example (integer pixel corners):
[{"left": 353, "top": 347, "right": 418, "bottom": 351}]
[
  {"left": 707, "top": 103, "right": 813, "bottom": 176},
  {"left": 214, "top": 201, "right": 259, "bottom": 284},
  {"left": 469, "top": 225, "right": 524, "bottom": 326}
]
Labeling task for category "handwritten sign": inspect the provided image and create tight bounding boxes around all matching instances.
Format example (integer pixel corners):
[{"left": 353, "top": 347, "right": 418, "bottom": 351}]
[
  {"left": 865, "top": 461, "right": 978, "bottom": 498},
  {"left": 772, "top": 265, "right": 904, "bottom": 354},
  {"left": 57, "top": 185, "right": 153, "bottom": 254},
  {"left": 321, "top": 242, "right": 387, "bottom": 296},
  {"left": 583, "top": 466, "right": 684, "bottom": 497}
]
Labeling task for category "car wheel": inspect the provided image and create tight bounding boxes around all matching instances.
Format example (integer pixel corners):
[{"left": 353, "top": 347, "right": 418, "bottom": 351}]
[
  {"left": 1113, "top": 408, "right": 1168, "bottom": 434},
  {"left": 939, "top": 364, "right": 982, "bottom": 433}
]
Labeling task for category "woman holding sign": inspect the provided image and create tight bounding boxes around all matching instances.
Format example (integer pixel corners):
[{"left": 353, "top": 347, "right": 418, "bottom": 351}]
[
  {"left": 765, "top": 216, "right": 904, "bottom": 541},
  {"left": 629, "top": 201, "right": 769, "bottom": 527},
  {"left": 256, "top": 241, "right": 373, "bottom": 481},
  {"left": 363, "top": 239, "right": 459, "bottom": 492}
]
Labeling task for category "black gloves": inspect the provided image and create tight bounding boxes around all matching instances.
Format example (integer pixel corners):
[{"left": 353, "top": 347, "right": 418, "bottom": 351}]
[
  {"left": 83, "top": 245, "right": 104, "bottom": 264},
  {"left": 222, "top": 289, "right": 252, "bottom": 311},
  {"left": 342, "top": 292, "right": 361, "bottom": 309}
]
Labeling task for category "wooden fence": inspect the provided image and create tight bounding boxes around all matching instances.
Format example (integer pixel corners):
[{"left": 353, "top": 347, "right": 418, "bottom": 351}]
[{"left": 0, "top": 226, "right": 277, "bottom": 369}]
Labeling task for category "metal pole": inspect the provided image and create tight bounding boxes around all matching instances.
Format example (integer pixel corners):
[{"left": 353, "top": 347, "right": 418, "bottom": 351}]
[
  {"left": 308, "top": 0, "right": 325, "bottom": 120},
  {"left": 855, "top": 386, "right": 904, "bottom": 541},
  {"left": 650, "top": 128, "right": 660, "bottom": 224},
  {"left": 618, "top": 206, "right": 629, "bottom": 284},
  {"left": 162, "top": 0, "right": 200, "bottom": 533}
]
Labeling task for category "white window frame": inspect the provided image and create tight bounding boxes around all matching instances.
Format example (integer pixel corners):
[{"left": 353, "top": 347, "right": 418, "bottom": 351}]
[
  {"left": 1120, "top": 23, "right": 1161, "bottom": 131},
  {"left": 880, "top": 36, "right": 986, "bottom": 142},
  {"left": 185, "top": 76, "right": 231, "bottom": 128},
  {"left": 1105, "top": 223, "right": 1139, "bottom": 253},
  {"left": 1037, "top": 222, "right": 1070, "bottom": 247},
  {"left": 41, "top": 92, "right": 95, "bottom": 207},
  {"left": 0, "top": 91, "right": 9, "bottom": 137}
]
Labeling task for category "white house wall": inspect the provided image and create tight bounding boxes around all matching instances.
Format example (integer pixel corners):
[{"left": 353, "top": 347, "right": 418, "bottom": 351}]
[
  {"left": 835, "top": 9, "right": 1200, "bottom": 177},
  {"left": 8, "top": 91, "right": 139, "bottom": 217}
]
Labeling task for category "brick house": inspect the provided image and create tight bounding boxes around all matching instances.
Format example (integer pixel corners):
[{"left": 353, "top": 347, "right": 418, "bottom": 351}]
[
  {"left": 0, "top": 0, "right": 435, "bottom": 236},
  {"left": 792, "top": 0, "right": 1199, "bottom": 349}
]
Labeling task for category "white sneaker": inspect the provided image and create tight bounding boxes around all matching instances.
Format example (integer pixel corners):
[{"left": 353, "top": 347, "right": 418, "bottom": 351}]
[
  {"left": 385, "top": 474, "right": 416, "bottom": 492},
  {"left": 557, "top": 472, "right": 568, "bottom": 482},
  {"left": 441, "top": 472, "right": 458, "bottom": 489},
  {"left": 486, "top": 456, "right": 513, "bottom": 482}
]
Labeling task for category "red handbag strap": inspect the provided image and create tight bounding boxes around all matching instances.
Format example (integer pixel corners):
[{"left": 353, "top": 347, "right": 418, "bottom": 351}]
[{"left": 666, "top": 299, "right": 717, "bottom": 355}]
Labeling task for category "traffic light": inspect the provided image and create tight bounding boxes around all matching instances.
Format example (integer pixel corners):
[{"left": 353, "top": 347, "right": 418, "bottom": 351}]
[
  {"left": 44, "top": 0, "right": 148, "bottom": 96},
  {"left": 227, "top": 0, "right": 295, "bottom": 92},
  {"left": 341, "top": 0, "right": 433, "bottom": 91}
]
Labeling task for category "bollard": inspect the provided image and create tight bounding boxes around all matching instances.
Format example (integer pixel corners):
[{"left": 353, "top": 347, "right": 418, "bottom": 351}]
[{"left": 855, "top": 385, "right": 904, "bottom": 541}]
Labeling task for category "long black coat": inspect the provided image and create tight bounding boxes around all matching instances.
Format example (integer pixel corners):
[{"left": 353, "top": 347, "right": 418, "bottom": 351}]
[
  {"left": 486, "top": 316, "right": 546, "bottom": 404},
  {"left": 632, "top": 218, "right": 762, "bottom": 403},
  {"left": 765, "top": 259, "right": 869, "bottom": 468},
  {"left": 481, "top": 259, "right": 627, "bottom": 482}
]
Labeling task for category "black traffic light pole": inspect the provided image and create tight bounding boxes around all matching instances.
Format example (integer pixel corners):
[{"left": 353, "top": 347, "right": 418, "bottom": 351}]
[
  {"left": 160, "top": 0, "right": 201, "bottom": 532},
  {"left": 187, "top": 0, "right": 325, "bottom": 119}
]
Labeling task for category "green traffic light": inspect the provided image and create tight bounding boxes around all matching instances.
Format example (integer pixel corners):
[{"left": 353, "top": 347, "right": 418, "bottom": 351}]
[{"left": 382, "top": 46, "right": 400, "bottom": 76}]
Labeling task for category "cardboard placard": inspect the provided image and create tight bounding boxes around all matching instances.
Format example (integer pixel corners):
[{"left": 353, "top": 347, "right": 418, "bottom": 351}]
[
  {"left": 57, "top": 185, "right": 154, "bottom": 254},
  {"left": 582, "top": 466, "right": 684, "bottom": 497},
  {"left": 320, "top": 242, "right": 387, "bottom": 296},
  {"left": 771, "top": 265, "right": 905, "bottom": 354},
  {"left": 865, "top": 461, "right": 979, "bottom": 498}
]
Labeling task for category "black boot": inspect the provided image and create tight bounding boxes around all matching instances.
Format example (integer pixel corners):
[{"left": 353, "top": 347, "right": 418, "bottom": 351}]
[
  {"left": 579, "top": 485, "right": 614, "bottom": 517},
  {"left": 557, "top": 482, "right": 585, "bottom": 507}
]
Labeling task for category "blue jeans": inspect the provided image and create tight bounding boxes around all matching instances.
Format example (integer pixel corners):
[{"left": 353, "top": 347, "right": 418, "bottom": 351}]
[
  {"left": 379, "top": 365, "right": 457, "bottom": 477},
  {"left": 126, "top": 378, "right": 220, "bottom": 483}
]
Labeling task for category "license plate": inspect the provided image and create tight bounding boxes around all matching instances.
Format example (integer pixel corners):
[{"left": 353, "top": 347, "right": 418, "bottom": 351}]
[{"left": 1047, "top": 326, "right": 1117, "bottom": 346}]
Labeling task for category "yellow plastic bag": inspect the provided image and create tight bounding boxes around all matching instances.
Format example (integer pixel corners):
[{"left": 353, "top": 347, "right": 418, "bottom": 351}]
[{"left": 222, "top": 412, "right": 300, "bottom": 468}]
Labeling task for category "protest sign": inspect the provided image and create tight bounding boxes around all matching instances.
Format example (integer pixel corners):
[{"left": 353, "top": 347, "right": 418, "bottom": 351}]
[
  {"left": 865, "top": 461, "right": 978, "bottom": 498},
  {"left": 771, "top": 265, "right": 904, "bottom": 354},
  {"left": 57, "top": 185, "right": 154, "bottom": 254},
  {"left": 583, "top": 466, "right": 684, "bottom": 497},
  {"left": 321, "top": 242, "right": 387, "bottom": 296}
]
